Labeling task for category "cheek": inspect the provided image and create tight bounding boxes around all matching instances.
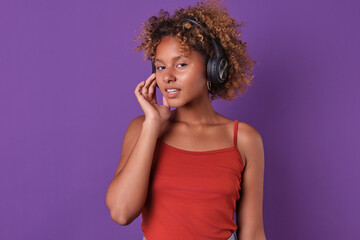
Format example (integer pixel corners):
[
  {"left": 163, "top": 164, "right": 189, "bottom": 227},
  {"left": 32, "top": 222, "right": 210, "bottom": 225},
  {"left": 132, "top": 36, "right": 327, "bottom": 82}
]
[{"left": 185, "top": 71, "right": 207, "bottom": 89}]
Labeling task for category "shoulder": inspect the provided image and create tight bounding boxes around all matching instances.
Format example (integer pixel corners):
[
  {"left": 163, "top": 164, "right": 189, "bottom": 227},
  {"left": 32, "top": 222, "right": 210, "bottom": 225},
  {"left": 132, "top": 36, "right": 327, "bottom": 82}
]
[
  {"left": 236, "top": 121, "right": 264, "bottom": 168},
  {"left": 236, "top": 121, "right": 263, "bottom": 143},
  {"left": 127, "top": 115, "right": 145, "bottom": 131},
  {"left": 122, "top": 115, "right": 145, "bottom": 145},
  {"left": 129, "top": 115, "right": 145, "bottom": 125},
  {"left": 113, "top": 115, "right": 145, "bottom": 176},
  {"left": 115, "top": 114, "right": 175, "bottom": 177}
]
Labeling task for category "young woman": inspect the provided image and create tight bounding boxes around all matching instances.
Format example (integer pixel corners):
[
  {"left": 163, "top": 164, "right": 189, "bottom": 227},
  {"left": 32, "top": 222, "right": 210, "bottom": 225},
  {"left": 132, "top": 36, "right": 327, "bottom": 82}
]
[{"left": 106, "top": 0, "right": 266, "bottom": 239}]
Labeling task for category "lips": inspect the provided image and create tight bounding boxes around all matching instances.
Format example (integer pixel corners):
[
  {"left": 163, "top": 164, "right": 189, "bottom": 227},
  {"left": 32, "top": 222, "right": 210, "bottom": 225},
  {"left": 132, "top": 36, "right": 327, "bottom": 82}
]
[{"left": 165, "top": 88, "right": 181, "bottom": 98}]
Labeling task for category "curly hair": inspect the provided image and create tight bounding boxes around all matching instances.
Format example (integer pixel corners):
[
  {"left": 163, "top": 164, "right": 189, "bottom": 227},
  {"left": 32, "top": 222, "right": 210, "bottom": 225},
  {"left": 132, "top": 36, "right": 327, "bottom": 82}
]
[{"left": 133, "top": 0, "right": 256, "bottom": 101}]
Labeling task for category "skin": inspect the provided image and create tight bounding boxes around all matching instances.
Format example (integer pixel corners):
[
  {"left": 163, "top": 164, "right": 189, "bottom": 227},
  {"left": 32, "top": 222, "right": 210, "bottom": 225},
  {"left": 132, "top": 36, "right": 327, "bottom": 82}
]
[{"left": 105, "top": 36, "right": 266, "bottom": 240}]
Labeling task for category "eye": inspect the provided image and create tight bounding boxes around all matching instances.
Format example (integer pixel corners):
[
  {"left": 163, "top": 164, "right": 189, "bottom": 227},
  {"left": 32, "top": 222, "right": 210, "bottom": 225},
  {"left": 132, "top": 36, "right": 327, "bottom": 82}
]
[
  {"left": 177, "top": 63, "right": 188, "bottom": 68},
  {"left": 156, "top": 66, "right": 165, "bottom": 71}
]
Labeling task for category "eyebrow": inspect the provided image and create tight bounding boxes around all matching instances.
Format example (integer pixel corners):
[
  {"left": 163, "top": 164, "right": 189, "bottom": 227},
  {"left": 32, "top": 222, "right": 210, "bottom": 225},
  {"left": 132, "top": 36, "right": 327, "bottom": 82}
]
[{"left": 155, "top": 55, "right": 190, "bottom": 63}]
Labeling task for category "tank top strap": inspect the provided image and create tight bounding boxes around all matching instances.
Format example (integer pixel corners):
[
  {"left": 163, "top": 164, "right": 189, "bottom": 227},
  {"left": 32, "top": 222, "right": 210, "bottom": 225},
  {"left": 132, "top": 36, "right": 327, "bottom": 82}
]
[{"left": 233, "top": 120, "right": 239, "bottom": 147}]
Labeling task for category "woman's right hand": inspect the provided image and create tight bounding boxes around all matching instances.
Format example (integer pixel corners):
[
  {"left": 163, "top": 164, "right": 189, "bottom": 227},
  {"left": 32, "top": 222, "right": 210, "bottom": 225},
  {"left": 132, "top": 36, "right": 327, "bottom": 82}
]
[{"left": 134, "top": 73, "right": 171, "bottom": 128}]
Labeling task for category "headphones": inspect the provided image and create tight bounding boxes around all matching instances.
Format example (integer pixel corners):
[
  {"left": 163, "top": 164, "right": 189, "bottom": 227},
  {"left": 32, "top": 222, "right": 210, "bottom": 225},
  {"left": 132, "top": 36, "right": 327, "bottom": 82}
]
[{"left": 151, "top": 18, "right": 229, "bottom": 87}]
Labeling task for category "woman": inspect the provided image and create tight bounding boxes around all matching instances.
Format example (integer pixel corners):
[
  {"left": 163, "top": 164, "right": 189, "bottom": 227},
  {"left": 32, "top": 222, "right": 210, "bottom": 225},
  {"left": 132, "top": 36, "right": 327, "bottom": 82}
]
[{"left": 106, "top": 0, "right": 266, "bottom": 239}]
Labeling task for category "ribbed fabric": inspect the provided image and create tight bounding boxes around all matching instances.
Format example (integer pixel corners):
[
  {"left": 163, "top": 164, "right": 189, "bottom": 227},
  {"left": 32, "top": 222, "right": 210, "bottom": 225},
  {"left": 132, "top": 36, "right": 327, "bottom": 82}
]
[{"left": 141, "top": 120, "right": 244, "bottom": 240}]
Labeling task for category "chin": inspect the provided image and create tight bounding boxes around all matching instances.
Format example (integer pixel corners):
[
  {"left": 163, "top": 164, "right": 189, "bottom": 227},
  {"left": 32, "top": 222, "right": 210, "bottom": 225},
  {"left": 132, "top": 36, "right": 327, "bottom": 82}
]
[
  {"left": 168, "top": 102, "right": 181, "bottom": 109},
  {"left": 166, "top": 99, "right": 185, "bottom": 109}
]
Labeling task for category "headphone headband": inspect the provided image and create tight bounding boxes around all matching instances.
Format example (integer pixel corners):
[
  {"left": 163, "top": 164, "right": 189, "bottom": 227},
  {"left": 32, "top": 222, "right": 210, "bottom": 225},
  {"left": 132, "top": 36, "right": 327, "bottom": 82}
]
[
  {"left": 186, "top": 19, "right": 215, "bottom": 39},
  {"left": 185, "top": 19, "right": 223, "bottom": 58},
  {"left": 185, "top": 18, "right": 229, "bottom": 84}
]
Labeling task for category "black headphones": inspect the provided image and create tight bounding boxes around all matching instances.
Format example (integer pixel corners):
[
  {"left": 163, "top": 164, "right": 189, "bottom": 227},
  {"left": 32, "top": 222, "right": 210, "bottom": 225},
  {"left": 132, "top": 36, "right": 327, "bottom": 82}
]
[{"left": 151, "top": 18, "right": 229, "bottom": 87}]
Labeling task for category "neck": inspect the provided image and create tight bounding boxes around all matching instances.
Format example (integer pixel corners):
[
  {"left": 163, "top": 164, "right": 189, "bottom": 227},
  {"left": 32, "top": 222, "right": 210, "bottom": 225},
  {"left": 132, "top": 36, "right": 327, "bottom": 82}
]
[{"left": 171, "top": 94, "right": 219, "bottom": 126}]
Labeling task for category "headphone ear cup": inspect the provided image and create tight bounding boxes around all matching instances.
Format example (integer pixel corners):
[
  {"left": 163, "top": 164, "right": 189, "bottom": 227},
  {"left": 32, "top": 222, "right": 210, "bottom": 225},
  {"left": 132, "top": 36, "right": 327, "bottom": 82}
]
[
  {"left": 208, "top": 57, "right": 228, "bottom": 85},
  {"left": 218, "top": 58, "right": 229, "bottom": 83},
  {"left": 207, "top": 58, "right": 217, "bottom": 84}
]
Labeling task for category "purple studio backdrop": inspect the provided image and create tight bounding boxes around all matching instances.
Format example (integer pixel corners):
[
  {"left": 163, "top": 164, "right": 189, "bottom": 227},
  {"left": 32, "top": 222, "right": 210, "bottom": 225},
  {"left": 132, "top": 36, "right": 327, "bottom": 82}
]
[{"left": 0, "top": 0, "right": 359, "bottom": 239}]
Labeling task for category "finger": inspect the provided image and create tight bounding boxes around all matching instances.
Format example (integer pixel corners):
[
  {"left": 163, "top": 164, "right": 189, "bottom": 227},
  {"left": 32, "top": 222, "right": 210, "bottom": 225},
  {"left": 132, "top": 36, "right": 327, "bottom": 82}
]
[
  {"left": 146, "top": 73, "right": 156, "bottom": 81},
  {"left": 142, "top": 85, "right": 148, "bottom": 95},
  {"left": 134, "top": 81, "right": 154, "bottom": 110},
  {"left": 144, "top": 76, "right": 157, "bottom": 101},
  {"left": 143, "top": 73, "right": 156, "bottom": 95},
  {"left": 151, "top": 91, "right": 158, "bottom": 105},
  {"left": 144, "top": 73, "right": 156, "bottom": 85},
  {"left": 162, "top": 96, "right": 169, "bottom": 108},
  {"left": 148, "top": 78, "right": 157, "bottom": 98},
  {"left": 134, "top": 81, "right": 146, "bottom": 98}
]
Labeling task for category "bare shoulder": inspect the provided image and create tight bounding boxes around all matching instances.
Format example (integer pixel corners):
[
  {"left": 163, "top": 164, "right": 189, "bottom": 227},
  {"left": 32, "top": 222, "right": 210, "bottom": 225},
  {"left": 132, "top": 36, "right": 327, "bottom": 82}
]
[
  {"left": 113, "top": 115, "right": 145, "bottom": 176},
  {"left": 237, "top": 121, "right": 262, "bottom": 141},
  {"left": 126, "top": 115, "right": 145, "bottom": 133},
  {"left": 122, "top": 115, "right": 146, "bottom": 150},
  {"left": 121, "top": 115, "right": 146, "bottom": 145},
  {"left": 236, "top": 121, "right": 265, "bottom": 168}
]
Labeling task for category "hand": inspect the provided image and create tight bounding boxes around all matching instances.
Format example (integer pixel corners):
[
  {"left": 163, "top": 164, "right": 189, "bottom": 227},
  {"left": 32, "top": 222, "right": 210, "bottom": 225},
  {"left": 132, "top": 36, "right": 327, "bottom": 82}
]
[{"left": 134, "top": 73, "right": 171, "bottom": 127}]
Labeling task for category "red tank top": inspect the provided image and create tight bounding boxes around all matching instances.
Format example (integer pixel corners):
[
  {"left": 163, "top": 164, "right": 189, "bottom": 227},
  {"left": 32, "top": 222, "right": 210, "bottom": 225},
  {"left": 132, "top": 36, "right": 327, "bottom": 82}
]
[{"left": 141, "top": 120, "right": 244, "bottom": 240}]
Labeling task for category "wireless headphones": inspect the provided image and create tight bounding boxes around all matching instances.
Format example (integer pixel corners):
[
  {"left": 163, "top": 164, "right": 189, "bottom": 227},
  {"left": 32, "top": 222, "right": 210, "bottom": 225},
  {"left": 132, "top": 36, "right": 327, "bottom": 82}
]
[{"left": 151, "top": 18, "right": 229, "bottom": 87}]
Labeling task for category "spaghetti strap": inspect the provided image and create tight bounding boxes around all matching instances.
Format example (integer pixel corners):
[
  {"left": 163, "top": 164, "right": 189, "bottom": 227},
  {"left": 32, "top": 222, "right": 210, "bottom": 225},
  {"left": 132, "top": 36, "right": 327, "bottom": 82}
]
[{"left": 233, "top": 120, "right": 239, "bottom": 147}]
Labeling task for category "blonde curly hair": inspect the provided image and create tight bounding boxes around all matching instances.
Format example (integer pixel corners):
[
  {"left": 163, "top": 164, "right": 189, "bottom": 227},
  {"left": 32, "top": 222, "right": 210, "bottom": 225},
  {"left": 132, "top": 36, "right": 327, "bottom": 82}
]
[{"left": 134, "top": 0, "right": 256, "bottom": 101}]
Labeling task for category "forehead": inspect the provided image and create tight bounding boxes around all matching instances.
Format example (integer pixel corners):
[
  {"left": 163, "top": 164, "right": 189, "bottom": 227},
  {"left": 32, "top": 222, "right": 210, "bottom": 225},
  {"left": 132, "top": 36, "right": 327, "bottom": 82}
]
[
  {"left": 155, "top": 36, "right": 203, "bottom": 62},
  {"left": 155, "top": 36, "right": 184, "bottom": 56}
]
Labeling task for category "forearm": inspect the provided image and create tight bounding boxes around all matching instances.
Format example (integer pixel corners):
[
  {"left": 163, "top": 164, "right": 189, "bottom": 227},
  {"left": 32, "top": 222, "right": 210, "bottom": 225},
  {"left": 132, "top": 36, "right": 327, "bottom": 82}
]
[
  {"left": 237, "top": 226, "right": 266, "bottom": 240},
  {"left": 106, "top": 120, "right": 160, "bottom": 224}
]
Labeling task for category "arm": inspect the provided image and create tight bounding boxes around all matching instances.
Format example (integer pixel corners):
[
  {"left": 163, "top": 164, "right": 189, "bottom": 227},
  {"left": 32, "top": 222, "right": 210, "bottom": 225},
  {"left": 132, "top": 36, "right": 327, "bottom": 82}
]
[
  {"left": 236, "top": 123, "right": 266, "bottom": 240},
  {"left": 105, "top": 116, "right": 160, "bottom": 225},
  {"left": 105, "top": 74, "right": 170, "bottom": 225}
]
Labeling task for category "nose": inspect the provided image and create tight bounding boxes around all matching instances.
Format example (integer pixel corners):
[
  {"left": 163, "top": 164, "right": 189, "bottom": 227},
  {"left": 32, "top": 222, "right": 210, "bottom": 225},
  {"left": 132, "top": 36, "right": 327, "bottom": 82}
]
[{"left": 162, "top": 67, "right": 176, "bottom": 84}]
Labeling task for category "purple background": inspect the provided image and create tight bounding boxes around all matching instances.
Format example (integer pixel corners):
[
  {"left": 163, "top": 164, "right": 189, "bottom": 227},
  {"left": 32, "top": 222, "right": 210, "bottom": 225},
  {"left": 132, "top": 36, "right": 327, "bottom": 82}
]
[{"left": 1, "top": 0, "right": 359, "bottom": 239}]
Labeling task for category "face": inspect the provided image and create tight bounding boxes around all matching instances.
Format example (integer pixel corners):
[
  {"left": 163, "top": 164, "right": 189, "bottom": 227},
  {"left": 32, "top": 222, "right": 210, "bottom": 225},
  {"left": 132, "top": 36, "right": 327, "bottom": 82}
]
[{"left": 154, "top": 36, "right": 208, "bottom": 108}]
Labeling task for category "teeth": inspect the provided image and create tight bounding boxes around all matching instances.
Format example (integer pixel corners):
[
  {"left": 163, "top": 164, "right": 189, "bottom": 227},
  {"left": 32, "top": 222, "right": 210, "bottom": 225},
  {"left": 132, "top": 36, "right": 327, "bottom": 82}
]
[{"left": 166, "top": 89, "right": 179, "bottom": 93}]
